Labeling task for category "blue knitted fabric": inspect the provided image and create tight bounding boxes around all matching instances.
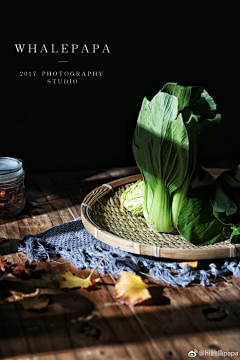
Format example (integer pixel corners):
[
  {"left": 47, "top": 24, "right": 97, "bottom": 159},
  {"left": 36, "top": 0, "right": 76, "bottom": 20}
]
[{"left": 16, "top": 217, "right": 240, "bottom": 287}]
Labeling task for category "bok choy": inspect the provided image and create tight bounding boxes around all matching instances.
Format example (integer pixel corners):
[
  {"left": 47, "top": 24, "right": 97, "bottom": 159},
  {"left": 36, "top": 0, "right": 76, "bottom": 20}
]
[{"left": 122, "top": 83, "right": 221, "bottom": 233}]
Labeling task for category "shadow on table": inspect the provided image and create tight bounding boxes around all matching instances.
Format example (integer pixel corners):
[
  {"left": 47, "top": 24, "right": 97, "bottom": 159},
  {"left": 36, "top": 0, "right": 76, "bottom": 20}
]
[{"left": 0, "top": 287, "right": 239, "bottom": 358}]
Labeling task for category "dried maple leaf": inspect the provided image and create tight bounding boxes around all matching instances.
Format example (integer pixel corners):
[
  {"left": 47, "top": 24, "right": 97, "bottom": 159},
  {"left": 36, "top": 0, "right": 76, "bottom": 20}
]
[
  {"left": 114, "top": 270, "right": 156, "bottom": 306},
  {"left": 12, "top": 260, "right": 36, "bottom": 277},
  {"left": 179, "top": 261, "right": 198, "bottom": 269},
  {"left": 59, "top": 255, "right": 107, "bottom": 289},
  {"left": 0, "top": 255, "right": 11, "bottom": 272},
  {"left": 6, "top": 288, "right": 49, "bottom": 310}
]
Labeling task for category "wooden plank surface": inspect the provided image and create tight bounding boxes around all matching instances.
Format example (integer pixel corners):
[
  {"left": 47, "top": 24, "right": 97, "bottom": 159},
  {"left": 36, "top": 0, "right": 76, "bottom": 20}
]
[{"left": 0, "top": 166, "right": 240, "bottom": 360}]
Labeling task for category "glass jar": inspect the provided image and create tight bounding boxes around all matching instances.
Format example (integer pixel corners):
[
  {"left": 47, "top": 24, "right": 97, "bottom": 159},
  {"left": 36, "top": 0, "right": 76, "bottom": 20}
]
[{"left": 0, "top": 157, "right": 26, "bottom": 218}]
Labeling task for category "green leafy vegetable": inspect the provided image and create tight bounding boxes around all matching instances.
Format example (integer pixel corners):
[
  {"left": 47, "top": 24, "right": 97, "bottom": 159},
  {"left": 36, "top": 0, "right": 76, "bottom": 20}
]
[
  {"left": 133, "top": 92, "right": 189, "bottom": 232},
  {"left": 177, "top": 185, "right": 225, "bottom": 245},
  {"left": 212, "top": 178, "right": 238, "bottom": 216},
  {"left": 121, "top": 82, "right": 240, "bottom": 247},
  {"left": 121, "top": 180, "right": 144, "bottom": 215},
  {"left": 211, "top": 166, "right": 240, "bottom": 243},
  {"left": 177, "top": 165, "right": 240, "bottom": 245},
  {"left": 131, "top": 83, "right": 221, "bottom": 233}
]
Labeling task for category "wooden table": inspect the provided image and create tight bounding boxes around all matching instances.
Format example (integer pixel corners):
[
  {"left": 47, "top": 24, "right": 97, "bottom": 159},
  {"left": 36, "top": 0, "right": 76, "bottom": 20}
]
[{"left": 0, "top": 167, "right": 240, "bottom": 360}]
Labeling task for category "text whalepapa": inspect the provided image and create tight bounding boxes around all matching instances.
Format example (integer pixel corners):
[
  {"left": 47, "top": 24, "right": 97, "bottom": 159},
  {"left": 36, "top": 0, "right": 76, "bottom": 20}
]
[{"left": 14, "top": 43, "right": 110, "bottom": 54}]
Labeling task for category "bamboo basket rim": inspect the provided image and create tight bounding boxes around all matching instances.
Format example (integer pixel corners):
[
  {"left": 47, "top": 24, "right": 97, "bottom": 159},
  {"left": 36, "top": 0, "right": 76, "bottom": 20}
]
[{"left": 81, "top": 174, "right": 240, "bottom": 260}]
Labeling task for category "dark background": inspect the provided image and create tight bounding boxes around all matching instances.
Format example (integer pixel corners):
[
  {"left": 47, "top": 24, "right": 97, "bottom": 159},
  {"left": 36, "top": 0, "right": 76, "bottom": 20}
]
[{"left": 0, "top": 1, "right": 240, "bottom": 172}]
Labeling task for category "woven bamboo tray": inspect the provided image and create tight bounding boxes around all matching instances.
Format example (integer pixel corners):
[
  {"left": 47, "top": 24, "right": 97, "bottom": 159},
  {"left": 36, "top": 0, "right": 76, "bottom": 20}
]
[{"left": 81, "top": 174, "right": 240, "bottom": 260}]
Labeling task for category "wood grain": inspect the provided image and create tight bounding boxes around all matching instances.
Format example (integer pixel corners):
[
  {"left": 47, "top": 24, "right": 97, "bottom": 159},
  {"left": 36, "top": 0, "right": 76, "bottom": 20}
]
[{"left": 0, "top": 167, "right": 240, "bottom": 360}]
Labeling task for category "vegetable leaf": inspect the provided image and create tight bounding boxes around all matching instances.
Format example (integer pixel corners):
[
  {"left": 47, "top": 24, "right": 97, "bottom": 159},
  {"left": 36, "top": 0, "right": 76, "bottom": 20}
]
[
  {"left": 212, "top": 178, "right": 238, "bottom": 216},
  {"left": 121, "top": 180, "right": 144, "bottom": 215},
  {"left": 222, "top": 165, "right": 240, "bottom": 187},
  {"left": 130, "top": 82, "right": 221, "bottom": 239},
  {"left": 177, "top": 186, "right": 224, "bottom": 245},
  {"left": 229, "top": 226, "right": 240, "bottom": 244},
  {"left": 133, "top": 92, "right": 189, "bottom": 232}
]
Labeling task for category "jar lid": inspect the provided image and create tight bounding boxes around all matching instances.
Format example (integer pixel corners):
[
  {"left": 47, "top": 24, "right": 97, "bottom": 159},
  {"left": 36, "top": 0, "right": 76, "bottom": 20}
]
[
  {"left": 0, "top": 157, "right": 22, "bottom": 174},
  {"left": 0, "top": 157, "right": 24, "bottom": 182}
]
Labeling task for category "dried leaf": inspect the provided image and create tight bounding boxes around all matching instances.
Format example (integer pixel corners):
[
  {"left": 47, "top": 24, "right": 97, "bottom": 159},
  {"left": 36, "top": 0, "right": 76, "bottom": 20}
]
[
  {"left": 179, "top": 261, "right": 198, "bottom": 269},
  {"left": 59, "top": 255, "right": 107, "bottom": 289},
  {"left": 12, "top": 260, "right": 36, "bottom": 277},
  {"left": 5, "top": 288, "right": 49, "bottom": 310},
  {"left": 6, "top": 288, "right": 41, "bottom": 302},
  {"left": 19, "top": 295, "right": 49, "bottom": 310},
  {"left": 114, "top": 270, "right": 154, "bottom": 306},
  {"left": 0, "top": 255, "right": 11, "bottom": 272},
  {"left": 60, "top": 270, "right": 101, "bottom": 289}
]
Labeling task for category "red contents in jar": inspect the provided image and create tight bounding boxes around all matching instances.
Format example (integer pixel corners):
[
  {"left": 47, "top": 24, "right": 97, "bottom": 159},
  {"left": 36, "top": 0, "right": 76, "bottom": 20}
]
[{"left": 0, "top": 186, "right": 24, "bottom": 215}]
